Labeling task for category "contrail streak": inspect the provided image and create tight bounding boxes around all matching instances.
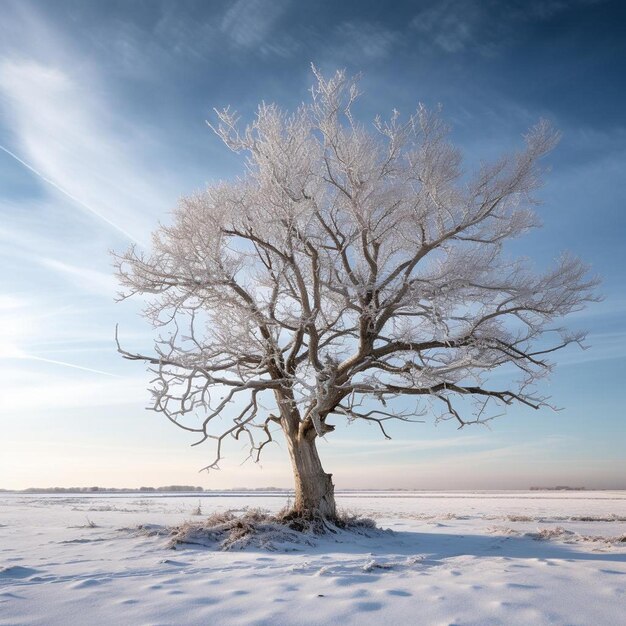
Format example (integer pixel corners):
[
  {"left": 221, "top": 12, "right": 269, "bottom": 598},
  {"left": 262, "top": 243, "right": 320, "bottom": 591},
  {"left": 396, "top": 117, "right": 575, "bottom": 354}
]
[
  {"left": 0, "top": 144, "right": 143, "bottom": 245},
  {"left": 24, "top": 354, "right": 121, "bottom": 378}
]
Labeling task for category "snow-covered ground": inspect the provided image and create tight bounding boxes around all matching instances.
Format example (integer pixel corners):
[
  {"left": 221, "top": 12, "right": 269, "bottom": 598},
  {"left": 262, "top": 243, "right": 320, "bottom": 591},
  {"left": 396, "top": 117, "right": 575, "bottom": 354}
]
[{"left": 1, "top": 491, "right": 624, "bottom": 625}]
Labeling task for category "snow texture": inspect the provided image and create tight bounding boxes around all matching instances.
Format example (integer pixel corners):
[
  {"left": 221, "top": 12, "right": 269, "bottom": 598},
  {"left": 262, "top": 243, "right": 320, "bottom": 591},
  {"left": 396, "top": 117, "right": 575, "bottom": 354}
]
[{"left": 0, "top": 490, "right": 624, "bottom": 625}]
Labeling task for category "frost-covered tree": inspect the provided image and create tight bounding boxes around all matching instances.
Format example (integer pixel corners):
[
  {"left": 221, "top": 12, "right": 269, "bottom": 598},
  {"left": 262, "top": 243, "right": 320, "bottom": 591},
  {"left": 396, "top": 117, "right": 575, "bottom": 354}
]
[{"left": 115, "top": 68, "right": 597, "bottom": 521}]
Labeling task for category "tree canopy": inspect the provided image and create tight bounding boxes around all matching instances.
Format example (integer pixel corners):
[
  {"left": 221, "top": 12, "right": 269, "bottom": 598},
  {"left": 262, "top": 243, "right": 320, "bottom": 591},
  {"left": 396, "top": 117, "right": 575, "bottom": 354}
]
[{"left": 115, "top": 68, "right": 597, "bottom": 518}]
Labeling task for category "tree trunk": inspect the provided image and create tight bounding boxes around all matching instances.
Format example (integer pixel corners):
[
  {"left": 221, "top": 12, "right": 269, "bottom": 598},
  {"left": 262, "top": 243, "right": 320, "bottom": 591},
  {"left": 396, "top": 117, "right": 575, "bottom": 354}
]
[{"left": 285, "top": 430, "right": 337, "bottom": 520}]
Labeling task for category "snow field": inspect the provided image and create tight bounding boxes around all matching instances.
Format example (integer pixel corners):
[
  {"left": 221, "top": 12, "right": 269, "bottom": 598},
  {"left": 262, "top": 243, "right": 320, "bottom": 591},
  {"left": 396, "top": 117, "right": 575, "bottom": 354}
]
[{"left": 1, "top": 491, "right": 624, "bottom": 625}]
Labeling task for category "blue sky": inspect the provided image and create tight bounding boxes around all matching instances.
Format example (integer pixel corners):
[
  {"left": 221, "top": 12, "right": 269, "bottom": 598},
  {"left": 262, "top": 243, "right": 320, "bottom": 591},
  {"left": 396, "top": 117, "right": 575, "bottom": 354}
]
[{"left": 1, "top": 0, "right": 624, "bottom": 490}]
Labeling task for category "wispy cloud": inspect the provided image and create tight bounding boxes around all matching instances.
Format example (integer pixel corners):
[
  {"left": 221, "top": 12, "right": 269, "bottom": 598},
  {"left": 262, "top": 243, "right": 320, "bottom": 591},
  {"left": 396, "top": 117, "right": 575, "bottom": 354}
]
[
  {"left": 38, "top": 258, "right": 118, "bottom": 297},
  {"left": 557, "top": 331, "right": 626, "bottom": 366},
  {"left": 0, "top": 59, "right": 171, "bottom": 245},
  {"left": 0, "top": 144, "right": 141, "bottom": 243},
  {"left": 221, "top": 0, "right": 290, "bottom": 49},
  {"left": 322, "top": 434, "right": 489, "bottom": 458},
  {"left": 0, "top": 294, "right": 28, "bottom": 311},
  {"left": 0, "top": 374, "right": 148, "bottom": 413},
  {"left": 0, "top": 288, "right": 137, "bottom": 370},
  {"left": 411, "top": 1, "right": 479, "bottom": 54},
  {"left": 329, "top": 21, "right": 399, "bottom": 63},
  {"left": 330, "top": 435, "right": 585, "bottom": 489},
  {"left": 409, "top": 0, "right": 604, "bottom": 56}
]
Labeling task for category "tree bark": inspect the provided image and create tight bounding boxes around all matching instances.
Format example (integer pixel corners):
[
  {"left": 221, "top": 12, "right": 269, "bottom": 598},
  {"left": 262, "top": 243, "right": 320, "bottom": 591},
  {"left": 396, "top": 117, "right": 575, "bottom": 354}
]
[{"left": 285, "top": 429, "right": 337, "bottom": 520}]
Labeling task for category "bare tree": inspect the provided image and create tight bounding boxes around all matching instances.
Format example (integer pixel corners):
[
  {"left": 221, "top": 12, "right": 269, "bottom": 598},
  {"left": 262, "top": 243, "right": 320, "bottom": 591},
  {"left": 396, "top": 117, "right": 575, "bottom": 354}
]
[{"left": 115, "top": 68, "right": 598, "bottom": 521}]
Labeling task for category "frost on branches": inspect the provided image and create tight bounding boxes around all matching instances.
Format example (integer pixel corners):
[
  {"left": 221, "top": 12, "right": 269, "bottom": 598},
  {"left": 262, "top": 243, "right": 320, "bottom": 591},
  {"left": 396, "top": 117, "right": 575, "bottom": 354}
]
[{"left": 115, "top": 68, "right": 598, "bottom": 521}]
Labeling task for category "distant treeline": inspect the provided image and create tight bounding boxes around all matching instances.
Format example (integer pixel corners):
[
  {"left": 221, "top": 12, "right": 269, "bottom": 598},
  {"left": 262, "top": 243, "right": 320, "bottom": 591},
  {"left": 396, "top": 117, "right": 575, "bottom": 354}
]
[
  {"left": 16, "top": 486, "right": 205, "bottom": 493},
  {"left": 1, "top": 486, "right": 291, "bottom": 493},
  {"left": 529, "top": 486, "right": 586, "bottom": 491}
]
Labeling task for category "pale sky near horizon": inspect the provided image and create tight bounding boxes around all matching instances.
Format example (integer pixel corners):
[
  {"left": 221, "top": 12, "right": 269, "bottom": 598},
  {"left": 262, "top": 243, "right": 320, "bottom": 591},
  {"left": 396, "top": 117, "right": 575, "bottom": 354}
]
[{"left": 1, "top": 0, "right": 625, "bottom": 491}]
